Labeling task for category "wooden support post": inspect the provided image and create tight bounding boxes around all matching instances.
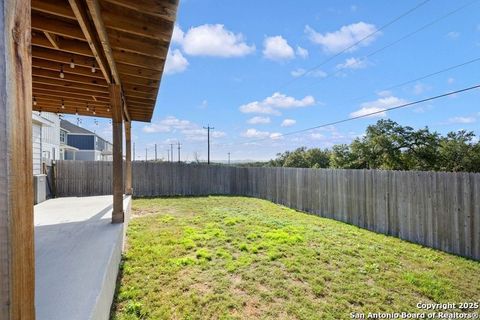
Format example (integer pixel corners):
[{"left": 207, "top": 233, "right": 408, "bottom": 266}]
[
  {"left": 125, "top": 120, "right": 133, "bottom": 195},
  {"left": 0, "top": 0, "right": 36, "bottom": 318},
  {"left": 110, "top": 84, "right": 124, "bottom": 223}
]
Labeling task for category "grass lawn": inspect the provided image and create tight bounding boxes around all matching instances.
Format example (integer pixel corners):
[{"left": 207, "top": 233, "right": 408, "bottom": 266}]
[{"left": 111, "top": 196, "right": 480, "bottom": 320}]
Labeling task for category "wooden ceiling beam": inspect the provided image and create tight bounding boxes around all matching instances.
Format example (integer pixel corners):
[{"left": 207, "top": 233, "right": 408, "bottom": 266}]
[
  {"left": 112, "top": 49, "right": 164, "bottom": 71},
  {"left": 33, "top": 84, "right": 110, "bottom": 104},
  {"left": 32, "top": 31, "right": 94, "bottom": 57},
  {"left": 120, "top": 74, "right": 159, "bottom": 88},
  {"left": 125, "top": 95, "right": 156, "bottom": 105},
  {"left": 69, "top": 0, "right": 112, "bottom": 83},
  {"left": 33, "top": 76, "right": 108, "bottom": 94},
  {"left": 32, "top": 0, "right": 76, "bottom": 20},
  {"left": 43, "top": 32, "right": 60, "bottom": 49},
  {"left": 32, "top": 11, "right": 86, "bottom": 41},
  {"left": 33, "top": 105, "right": 111, "bottom": 118},
  {"left": 32, "top": 57, "right": 106, "bottom": 79},
  {"left": 36, "top": 100, "right": 109, "bottom": 111},
  {"left": 116, "top": 62, "right": 162, "bottom": 80},
  {"left": 102, "top": 0, "right": 178, "bottom": 22},
  {"left": 107, "top": 28, "right": 168, "bottom": 59},
  {"left": 34, "top": 92, "right": 109, "bottom": 105},
  {"left": 85, "top": 0, "right": 131, "bottom": 122},
  {"left": 33, "top": 46, "right": 96, "bottom": 68},
  {"left": 33, "top": 67, "right": 109, "bottom": 87},
  {"left": 122, "top": 82, "right": 158, "bottom": 94},
  {"left": 123, "top": 89, "right": 157, "bottom": 100},
  {"left": 33, "top": 84, "right": 109, "bottom": 99},
  {"left": 100, "top": 2, "right": 173, "bottom": 41}
]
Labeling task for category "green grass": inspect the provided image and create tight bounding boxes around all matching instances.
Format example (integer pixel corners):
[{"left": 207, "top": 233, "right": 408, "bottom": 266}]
[{"left": 111, "top": 196, "right": 480, "bottom": 320}]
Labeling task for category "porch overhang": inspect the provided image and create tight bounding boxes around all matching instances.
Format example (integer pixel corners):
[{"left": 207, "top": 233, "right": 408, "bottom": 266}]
[{"left": 31, "top": 0, "right": 178, "bottom": 122}]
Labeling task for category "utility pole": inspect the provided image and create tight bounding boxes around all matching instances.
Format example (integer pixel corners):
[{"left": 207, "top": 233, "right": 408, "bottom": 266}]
[
  {"left": 155, "top": 144, "right": 157, "bottom": 161},
  {"left": 170, "top": 143, "right": 174, "bottom": 163},
  {"left": 145, "top": 148, "right": 147, "bottom": 161},
  {"left": 177, "top": 142, "right": 181, "bottom": 163},
  {"left": 133, "top": 142, "right": 136, "bottom": 161},
  {"left": 203, "top": 125, "right": 214, "bottom": 164},
  {"left": 166, "top": 149, "right": 170, "bottom": 162},
  {"left": 228, "top": 152, "right": 231, "bottom": 165}
]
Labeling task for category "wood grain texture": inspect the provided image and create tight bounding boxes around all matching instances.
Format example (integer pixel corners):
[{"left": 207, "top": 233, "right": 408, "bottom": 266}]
[
  {"left": 110, "top": 84, "right": 124, "bottom": 223},
  {"left": 0, "top": 0, "right": 35, "bottom": 318}
]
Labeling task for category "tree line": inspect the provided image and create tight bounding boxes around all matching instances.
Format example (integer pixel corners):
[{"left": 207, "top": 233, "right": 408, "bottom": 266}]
[{"left": 255, "top": 120, "right": 480, "bottom": 172}]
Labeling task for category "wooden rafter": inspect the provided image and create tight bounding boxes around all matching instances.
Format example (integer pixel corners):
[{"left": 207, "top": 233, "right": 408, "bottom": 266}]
[
  {"left": 68, "top": 0, "right": 112, "bottom": 83},
  {"left": 86, "top": 0, "right": 130, "bottom": 121},
  {"left": 43, "top": 31, "right": 60, "bottom": 49},
  {"left": 31, "top": 0, "right": 179, "bottom": 122}
]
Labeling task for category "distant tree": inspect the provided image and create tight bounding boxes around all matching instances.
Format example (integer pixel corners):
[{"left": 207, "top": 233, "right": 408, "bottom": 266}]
[
  {"left": 305, "top": 148, "right": 330, "bottom": 168},
  {"left": 266, "top": 119, "right": 480, "bottom": 172},
  {"left": 438, "top": 130, "right": 480, "bottom": 172},
  {"left": 283, "top": 147, "right": 310, "bottom": 168}
]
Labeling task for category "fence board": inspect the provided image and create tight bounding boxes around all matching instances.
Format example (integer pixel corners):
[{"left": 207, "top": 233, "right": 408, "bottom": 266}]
[{"left": 55, "top": 161, "right": 480, "bottom": 260}]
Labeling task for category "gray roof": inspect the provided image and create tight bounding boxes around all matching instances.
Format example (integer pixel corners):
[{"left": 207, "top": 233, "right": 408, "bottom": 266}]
[{"left": 60, "top": 119, "right": 95, "bottom": 135}]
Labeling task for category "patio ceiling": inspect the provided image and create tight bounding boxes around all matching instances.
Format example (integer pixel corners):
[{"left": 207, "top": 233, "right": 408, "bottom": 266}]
[{"left": 31, "top": 0, "right": 178, "bottom": 122}]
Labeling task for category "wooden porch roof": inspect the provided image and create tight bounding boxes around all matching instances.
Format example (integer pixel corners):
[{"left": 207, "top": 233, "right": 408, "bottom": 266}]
[{"left": 31, "top": 0, "right": 178, "bottom": 122}]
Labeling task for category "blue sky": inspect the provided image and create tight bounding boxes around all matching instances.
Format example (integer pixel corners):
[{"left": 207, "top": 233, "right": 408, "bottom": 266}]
[{"left": 65, "top": 0, "right": 480, "bottom": 162}]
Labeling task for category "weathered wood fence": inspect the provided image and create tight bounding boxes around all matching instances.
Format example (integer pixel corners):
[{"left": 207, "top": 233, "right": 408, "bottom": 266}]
[{"left": 55, "top": 161, "right": 480, "bottom": 260}]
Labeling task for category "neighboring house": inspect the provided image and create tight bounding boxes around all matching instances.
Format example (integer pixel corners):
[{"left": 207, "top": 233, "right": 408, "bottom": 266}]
[
  {"left": 32, "top": 111, "right": 61, "bottom": 175},
  {"left": 60, "top": 119, "right": 113, "bottom": 161}
]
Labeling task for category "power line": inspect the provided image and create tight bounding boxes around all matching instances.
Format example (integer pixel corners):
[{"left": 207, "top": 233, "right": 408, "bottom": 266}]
[
  {"left": 302, "top": 0, "right": 479, "bottom": 91},
  {"left": 281, "top": 0, "right": 432, "bottom": 88},
  {"left": 330, "top": 56, "right": 480, "bottom": 109},
  {"left": 227, "top": 84, "right": 480, "bottom": 146}
]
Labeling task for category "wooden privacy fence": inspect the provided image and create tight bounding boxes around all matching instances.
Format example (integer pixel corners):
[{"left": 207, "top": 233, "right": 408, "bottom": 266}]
[{"left": 55, "top": 161, "right": 480, "bottom": 260}]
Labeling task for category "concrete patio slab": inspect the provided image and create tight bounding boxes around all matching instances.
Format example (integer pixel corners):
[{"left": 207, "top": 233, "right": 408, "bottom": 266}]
[{"left": 35, "top": 195, "right": 131, "bottom": 320}]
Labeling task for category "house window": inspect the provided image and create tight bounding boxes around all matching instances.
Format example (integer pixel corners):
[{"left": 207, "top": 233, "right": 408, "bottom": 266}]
[{"left": 60, "top": 130, "right": 67, "bottom": 144}]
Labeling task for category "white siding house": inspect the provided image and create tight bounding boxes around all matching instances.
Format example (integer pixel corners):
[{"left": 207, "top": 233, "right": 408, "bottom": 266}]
[{"left": 32, "top": 111, "right": 61, "bottom": 175}]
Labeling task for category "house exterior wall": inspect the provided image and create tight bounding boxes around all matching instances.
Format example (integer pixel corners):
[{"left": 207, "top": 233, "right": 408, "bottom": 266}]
[
  {"left": 40, "top": 112, "right": 60, "bottom": 161},
  {"left": 32, "top": 122, "right": 42, "bottom": 175},
  {"left": 65, "top": 150, "right": 102, "bottom": 161},
  {"left": 67, "top": 134, "right": 95, "bottom": 150}
]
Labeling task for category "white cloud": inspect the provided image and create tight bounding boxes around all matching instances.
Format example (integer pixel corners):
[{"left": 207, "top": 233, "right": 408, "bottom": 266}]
[
  {"left": 263, "top": 36, "right": 295, "bottom": 61},
  {"left": 310, "top": 133, "right": 325, "bottom": 140},
  {"left": 198, "top": 100, "right": 208, "bottom": 109},
  {"left": 247, "top": 116, "right": 271, "bottom": 124},
  {"left": 241, "top": 128, "right": 270, "bottom": 138},
  {"left": 296, "top": 46, "right": 309, "bottom": 59},
  {"left": 413, "top": 83, "right": 429, "bottom": 95},
  {"left": 143, "top": 116, "right": 192, "bottom": 133},
  {"left": 269, "top": 132, "right": 283, "bottom": 140},
  {"left": 447, "top": 77, "right": 455, "bottom": 84},
  {"left": 446, "top": 31, "right": 460, "bottom": 40},
  {"left": 305, "top": 22, "right": 379, "bottom": 53},
  {"left": 241, "top": 129, "right": 283, "bottom": 140},
  {"left": 336, "top": 57, "right": 367, "bottom": 70},
  {"left": 182, "top": 24, "right": 255, "bottom": 57},
  {"left": 448, "top": 116, "right": 476, "bottom": 124},
  {"left": 376, "top": 90, "right": 392, "bottom": 97},
  {"left": 181, "top": 128, "right": 226, "bottom": 141},
  {"left": 142, "top": 116, "right": 226, "bottom": 141},
  {"left": 164, "top": 49, "right": 189, "bottom": 75},
  {"left": 281, "top": 119, "right": 296, "bottom": 127},
  {"left": 239, "top": 92, "right": 316, "bottom": 115},
  {"left": 291, "top": 68, "right": 327, "bottom": 78},
  {"left": 350, "top": 95, "right": 408, "bottom": 118},
  {"left": 172, "top": 24, "right": 184, "bottom": 44}
]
